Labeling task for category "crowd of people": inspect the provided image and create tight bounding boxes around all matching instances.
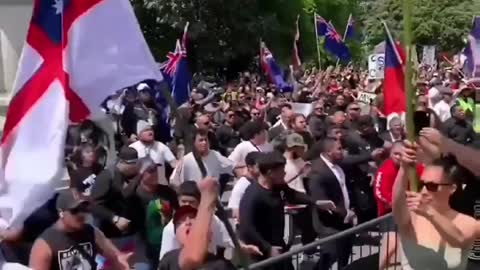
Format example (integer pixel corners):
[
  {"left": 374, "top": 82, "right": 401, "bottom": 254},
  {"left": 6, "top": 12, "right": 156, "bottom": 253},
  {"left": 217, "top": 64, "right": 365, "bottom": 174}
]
[{"left": 2, "top": 62, "right": 480, "bottom": 270}]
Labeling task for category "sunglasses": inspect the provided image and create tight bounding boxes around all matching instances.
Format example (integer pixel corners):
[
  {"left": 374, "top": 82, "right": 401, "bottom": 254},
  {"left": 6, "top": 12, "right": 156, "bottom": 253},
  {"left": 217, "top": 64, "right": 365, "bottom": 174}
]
[
  {"left": 419, "top": 181, "right": 453, "bottom": 192},
  {"left": 202, "top": 121, "right": 210, "bottom": 126},
  {"left": 349, "top": 107, "right": 360, "bottom": 111}
]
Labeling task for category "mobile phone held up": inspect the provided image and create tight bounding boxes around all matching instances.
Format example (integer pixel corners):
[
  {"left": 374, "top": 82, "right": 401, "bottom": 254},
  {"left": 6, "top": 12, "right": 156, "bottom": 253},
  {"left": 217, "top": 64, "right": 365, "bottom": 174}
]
[{"left": 414, "top": 111, "right": 430, "bottom": 136}]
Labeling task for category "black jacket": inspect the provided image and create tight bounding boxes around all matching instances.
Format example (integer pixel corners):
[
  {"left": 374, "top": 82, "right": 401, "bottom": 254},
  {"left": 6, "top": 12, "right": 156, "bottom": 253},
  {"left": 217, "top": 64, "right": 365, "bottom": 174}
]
[{"left": 306, "top": 155, "right": 371, "bottom": 233}]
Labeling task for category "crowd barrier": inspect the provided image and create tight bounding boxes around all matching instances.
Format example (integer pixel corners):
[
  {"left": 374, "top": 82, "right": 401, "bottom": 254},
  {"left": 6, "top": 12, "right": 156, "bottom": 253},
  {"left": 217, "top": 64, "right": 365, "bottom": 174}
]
[{"left": 248, "top": 214, "right": 401, "bottom": 270}]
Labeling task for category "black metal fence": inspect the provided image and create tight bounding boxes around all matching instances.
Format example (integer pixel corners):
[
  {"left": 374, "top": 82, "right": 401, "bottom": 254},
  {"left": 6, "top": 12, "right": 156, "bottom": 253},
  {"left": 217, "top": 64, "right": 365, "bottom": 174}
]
[{"left": 248, "top": 214, "right": 401, "bottom": 270}]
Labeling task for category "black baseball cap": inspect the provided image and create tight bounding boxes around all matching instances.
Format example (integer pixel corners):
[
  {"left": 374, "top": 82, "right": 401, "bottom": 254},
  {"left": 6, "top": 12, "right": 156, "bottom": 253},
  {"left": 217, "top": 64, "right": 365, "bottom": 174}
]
[
  {"left": 56, "top": 189, "right": 89, "bottom": 212},
  {"left": 118, "top": 146, "right": 139, "bottom": 164}
]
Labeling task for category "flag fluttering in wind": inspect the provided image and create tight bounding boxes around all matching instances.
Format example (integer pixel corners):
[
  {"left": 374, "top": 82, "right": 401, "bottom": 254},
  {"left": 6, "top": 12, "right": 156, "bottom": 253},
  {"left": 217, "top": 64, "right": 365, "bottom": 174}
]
[
  {"left": 292, "top": 15, "right": 302, "bottom": 69},
  {"left": 464, "top": 16, "right": 480, "bottom": 78},
  {"left": 261, "top": 42, "right": 293, "bottom": 93},
  {"left": 160, "top": 39, "right": 192, "bottom": 107},
  {"left": 344, "top": 14, "right": 355, "bottom": 40},
  {"left": 0, "top": 0, "right": 162, "bottom": 229},
  {"left": 316, "top": 15, "right": 351, "bottom": 62},
  {"left": 383, "top": 24, "right": 407, "bottom": 118}
]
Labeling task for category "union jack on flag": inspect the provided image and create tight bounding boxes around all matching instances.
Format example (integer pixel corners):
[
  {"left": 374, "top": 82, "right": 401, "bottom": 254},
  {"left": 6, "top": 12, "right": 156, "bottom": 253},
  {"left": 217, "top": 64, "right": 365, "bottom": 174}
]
[
  {"left": 160, "top": 39, "right": 192, "bottom": 106},
  {"left": 315, "top": 15, "right": 351, "bottom": 62},
  {"left": 162, "top": 40, "right": 187, "bottom": 77}
]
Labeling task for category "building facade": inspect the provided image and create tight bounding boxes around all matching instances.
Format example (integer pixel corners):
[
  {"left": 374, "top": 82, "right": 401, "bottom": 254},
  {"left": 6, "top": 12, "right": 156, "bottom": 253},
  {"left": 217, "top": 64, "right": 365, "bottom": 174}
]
[{"left": 0, "top": 0, "right": 33, "bottom": 102}]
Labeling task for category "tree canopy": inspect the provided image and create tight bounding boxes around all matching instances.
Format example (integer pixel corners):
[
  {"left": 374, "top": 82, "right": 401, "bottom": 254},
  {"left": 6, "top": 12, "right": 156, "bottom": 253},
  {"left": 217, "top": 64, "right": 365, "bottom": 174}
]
[
  {"left": 131, "top": 0, "right": 480, "bottom": 76},
  {"left": 362, "top": 0, "right": 480, "bottom": 53}
]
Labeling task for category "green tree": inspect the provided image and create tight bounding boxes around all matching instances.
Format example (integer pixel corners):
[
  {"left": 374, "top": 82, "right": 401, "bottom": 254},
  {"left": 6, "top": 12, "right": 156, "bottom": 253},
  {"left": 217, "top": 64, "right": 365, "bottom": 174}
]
[
  {"left": 361, "top": 0, "right": 480, "bottom": 53},
  {"left": 131, "top": 0, "right": 360, "bottom": 75}
]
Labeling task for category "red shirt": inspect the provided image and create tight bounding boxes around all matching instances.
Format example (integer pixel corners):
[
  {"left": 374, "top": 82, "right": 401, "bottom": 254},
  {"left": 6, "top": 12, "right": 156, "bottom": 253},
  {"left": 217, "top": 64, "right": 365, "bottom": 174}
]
[{"left": 374, "top": 159, "right": 424, "bottom": 216}]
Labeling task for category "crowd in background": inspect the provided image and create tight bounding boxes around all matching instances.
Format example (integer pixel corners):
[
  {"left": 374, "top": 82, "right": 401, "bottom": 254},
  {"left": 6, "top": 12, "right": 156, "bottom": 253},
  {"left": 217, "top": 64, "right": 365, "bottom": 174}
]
[{"left": 2, "top": 61, "right": 480, "bottom": 270}]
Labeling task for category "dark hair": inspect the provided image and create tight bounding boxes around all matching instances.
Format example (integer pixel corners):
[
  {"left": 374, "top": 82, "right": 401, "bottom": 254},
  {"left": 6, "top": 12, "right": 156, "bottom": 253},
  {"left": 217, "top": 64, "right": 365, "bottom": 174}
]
[
  {"left": 289, "top": 113, "right": 305, "bottom": 127},
  {"left": 357, "top": 115, "right": 374, "bottom": 129},
  {"left": 192, "top": 128, "right": 210, "bottom": 178},
  {"left": 430, "top": 155, "right": 473, "bottom": 185},
  {"left": 69, "top": 143, "right": 96, "bottom": 167},
  {"left": 280, "top": 103, "right": 293, "bottom": 110},
  {"left": 245, "top": 151, "right": 262, "bottom": 166},
  {"left": 257, "top": 152, "right": 286, "bottom": 175},
  {"left": 178, "top": 181, "right": 201, "bottom": 201},
  {"left": 240, "top": 121, "right": 268, "bottom": 140},
  {"left": 193, "top": 128, "right": 209, "bottom": 141},
  {"left": 321, "top": 138, "right": 338, "bottom": 154}
]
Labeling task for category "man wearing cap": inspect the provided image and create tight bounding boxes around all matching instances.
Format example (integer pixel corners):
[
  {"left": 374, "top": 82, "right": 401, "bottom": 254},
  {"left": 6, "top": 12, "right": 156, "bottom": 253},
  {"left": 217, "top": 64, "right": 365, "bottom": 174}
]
[
  {"left": 89, "top": 146, "right": 140, "bottom": 237},
  {"left": 159, "top": 179, "right": 260, "bottom": 270},
  {"left": 29, "top": 190, "right": 131, "bottom": 270},
  {"left": 130, "top": 120, "right": 177, "bottom": 185},
  {"left": 283, "top": 133, "right": 318, "bottom": 260}
]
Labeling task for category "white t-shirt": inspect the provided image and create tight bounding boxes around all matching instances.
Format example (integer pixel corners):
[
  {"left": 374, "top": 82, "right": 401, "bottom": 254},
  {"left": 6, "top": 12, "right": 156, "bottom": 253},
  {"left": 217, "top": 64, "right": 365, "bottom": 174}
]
[
  {"left": 228, "top": 141, "right": 273, "bottom": 168},
  {"left": 432, "top": 100, "right": 451, "bottom": 122},
  {"left": 179, "top": 150, "right": 234, "bottom": 183},
  {"left": 227, "top": 177, "right": 252, "bottom": 210},
  {"left": 159, "top": 216, "right": 232, "bottom": 259},
  {"left": 130, "top": 141, "right": 176, "bottom": 184},
  {"left": 285, "top": 157, "right": 307, "bottom": 193}
]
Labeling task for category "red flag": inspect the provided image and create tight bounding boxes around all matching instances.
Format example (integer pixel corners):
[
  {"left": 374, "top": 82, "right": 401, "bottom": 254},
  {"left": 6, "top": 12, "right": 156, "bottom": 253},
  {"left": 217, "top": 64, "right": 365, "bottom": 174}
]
[{"left": 383, "top": 31, "right": 406, "bottom": 117}]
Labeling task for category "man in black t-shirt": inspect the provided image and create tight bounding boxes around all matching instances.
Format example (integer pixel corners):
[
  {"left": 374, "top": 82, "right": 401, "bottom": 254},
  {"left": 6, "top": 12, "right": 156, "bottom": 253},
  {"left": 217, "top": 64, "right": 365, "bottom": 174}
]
[
  {"left": 159, "top": 179, "right": 236, "bottom": 270},
  {"left": 29, "top": 189, "right": 131, "bottom": 270}
]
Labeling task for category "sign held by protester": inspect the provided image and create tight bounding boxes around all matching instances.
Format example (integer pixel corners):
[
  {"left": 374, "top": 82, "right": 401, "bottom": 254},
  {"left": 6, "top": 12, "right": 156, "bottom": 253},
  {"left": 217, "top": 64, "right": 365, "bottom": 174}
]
[
  {"left": 291, "top": 103, "right": 313, "bottom": 116},
  {"left": 422, "top": 46, "right": 436, "bottom": 68},
  {"left": 357, "top": 91, "right": 377, "bottom": 104},
  {"left": 368, "top": 54, "right": 385, "bottom": 79}
]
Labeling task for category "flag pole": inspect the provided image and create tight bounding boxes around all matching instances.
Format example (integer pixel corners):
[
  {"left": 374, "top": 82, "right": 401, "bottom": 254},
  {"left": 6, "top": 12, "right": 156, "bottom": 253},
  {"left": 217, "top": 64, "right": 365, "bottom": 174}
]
[
  {"left": 314, "top": 13, "right": 322, "bottom": 70},
  {"left": 382, "top": 21, "right": 403, "bottom": 65},
  {"left": 403, "top": 0, "right": 419, "bottom": 192},
  {"left": 336, "top": 14, "right": 352, "bottom": 67}
]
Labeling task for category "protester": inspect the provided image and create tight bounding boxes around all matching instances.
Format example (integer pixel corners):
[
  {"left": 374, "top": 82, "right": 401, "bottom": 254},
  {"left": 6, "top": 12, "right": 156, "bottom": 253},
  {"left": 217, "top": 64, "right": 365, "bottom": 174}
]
[
  {"left": 227, "top": 152, "right": 262, "bottom": 220},
  {"left": 393, "top": 141, "right": 478, "bottom": 270},
  {"left": 171, "top": 129, "right": 233, "bottom": 185},
  {"left": 158, "top": 179, "right": 235, "bottom": 270},
  {"left": 129, "top": 121, "right": 177, "bottom": 185},
  {"left": 159, "top": 181, "right": 232, "bottom": 260},
  {"left": 29, "top": 190, "right": 131, "bottom": 270},
  {"left": 229, "top": 121, "right": 272, "bottom": 177},
  {"left": 238, "top": 151, "right": 335, "bottom": 270}
]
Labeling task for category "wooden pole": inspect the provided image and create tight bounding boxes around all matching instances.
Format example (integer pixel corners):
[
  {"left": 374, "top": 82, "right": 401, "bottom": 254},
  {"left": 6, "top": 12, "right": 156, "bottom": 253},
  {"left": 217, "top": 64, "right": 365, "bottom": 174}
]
[
  {"left": 314, "top": 13, "right": 322, "bottom": 70},
  {"left": 403, "top": 0, "right": 419, "bottom": 192}
]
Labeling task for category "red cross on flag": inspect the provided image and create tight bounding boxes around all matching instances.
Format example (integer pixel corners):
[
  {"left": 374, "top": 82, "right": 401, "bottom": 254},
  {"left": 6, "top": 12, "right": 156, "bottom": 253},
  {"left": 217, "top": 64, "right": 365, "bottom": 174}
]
[{"left": 0, "top": 0, "right": 162, "bottom": 229}]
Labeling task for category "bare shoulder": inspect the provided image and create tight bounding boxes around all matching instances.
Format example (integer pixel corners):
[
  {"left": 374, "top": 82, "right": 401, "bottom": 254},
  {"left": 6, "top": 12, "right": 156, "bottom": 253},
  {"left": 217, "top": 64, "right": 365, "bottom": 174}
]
[{"left": 453, "top": 212, "right": 478, "bottom": 240}]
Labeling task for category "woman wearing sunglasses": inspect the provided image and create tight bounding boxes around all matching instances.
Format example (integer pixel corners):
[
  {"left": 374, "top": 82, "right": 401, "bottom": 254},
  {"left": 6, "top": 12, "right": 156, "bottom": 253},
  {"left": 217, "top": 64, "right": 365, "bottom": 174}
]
[{"left": 392, "top": 140, "right": 479, "bottom": 270}]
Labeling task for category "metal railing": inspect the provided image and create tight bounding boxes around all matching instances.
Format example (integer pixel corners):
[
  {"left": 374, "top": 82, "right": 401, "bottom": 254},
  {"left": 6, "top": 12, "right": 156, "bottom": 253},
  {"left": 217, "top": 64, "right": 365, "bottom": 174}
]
[{"left": 249, "top": 213, "right": 401, "bottom": 270}]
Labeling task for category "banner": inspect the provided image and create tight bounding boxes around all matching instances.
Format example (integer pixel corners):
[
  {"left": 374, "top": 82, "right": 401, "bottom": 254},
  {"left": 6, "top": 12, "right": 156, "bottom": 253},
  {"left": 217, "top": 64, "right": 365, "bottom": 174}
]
[
  {"left": 368, "top": 54, "right": 385, "bottom": 79},
  {"left": 357, "top": 91, "right": 377, "bottom": 104},
  {"left": 422, "top": 46, "right": 436, "bottom": 68},
  {"left": 291, "top": 103, "right": 313, "bottom": 116}
]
